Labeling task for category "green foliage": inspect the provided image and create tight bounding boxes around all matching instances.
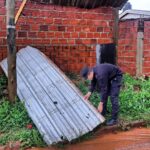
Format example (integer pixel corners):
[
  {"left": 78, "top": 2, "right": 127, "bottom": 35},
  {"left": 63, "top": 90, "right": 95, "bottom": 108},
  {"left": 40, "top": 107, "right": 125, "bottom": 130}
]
[
  {"left": 0, "top": 128, "right": 45, "bottom": 148},
  {"left": 0, "top": 98, "right": 46, "bottom": 148},
  {"left": 0, "top": 99, "right": 31, "bottom": 132},
  {"left": 119, "top": 74, "right": 150, "bottom": 121},
  {"left": 0, "top": 75, "right": 7, "bottom": 98}
]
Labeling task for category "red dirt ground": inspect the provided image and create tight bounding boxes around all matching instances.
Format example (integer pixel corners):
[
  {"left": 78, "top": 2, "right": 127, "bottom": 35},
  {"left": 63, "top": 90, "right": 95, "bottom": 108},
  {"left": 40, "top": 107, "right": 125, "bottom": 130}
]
[{"left": 29, "top": 128, "right": 150, "bottom": 150}]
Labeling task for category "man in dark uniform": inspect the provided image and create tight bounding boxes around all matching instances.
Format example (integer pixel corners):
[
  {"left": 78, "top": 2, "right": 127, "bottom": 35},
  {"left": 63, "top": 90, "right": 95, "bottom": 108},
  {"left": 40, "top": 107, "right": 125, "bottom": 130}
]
[{"left": 81, "top": 63, "right": 123, "bottom": 126}]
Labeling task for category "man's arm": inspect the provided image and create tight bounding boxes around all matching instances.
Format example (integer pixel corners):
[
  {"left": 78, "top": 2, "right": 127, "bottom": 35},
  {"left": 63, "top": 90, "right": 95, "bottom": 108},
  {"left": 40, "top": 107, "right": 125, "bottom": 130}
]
[
  {"left": 84, "top": 77, "right": 97, "bottom": 100},
  {"left": 89, "top": 76, "right": 97, "bottom": 93}
]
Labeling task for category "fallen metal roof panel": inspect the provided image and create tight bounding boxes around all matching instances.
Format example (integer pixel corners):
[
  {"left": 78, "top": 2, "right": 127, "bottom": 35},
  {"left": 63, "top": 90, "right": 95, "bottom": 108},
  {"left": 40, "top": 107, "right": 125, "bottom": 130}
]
[{"left": 0, "top": 46, "right": 105, "bottom": 145}]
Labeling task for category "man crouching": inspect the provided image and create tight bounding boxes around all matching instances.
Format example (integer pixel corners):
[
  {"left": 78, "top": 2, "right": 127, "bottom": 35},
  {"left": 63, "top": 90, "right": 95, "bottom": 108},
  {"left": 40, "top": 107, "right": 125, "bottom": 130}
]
[{"left": 81, "top": 63, "right": 123, "bottom": 126}]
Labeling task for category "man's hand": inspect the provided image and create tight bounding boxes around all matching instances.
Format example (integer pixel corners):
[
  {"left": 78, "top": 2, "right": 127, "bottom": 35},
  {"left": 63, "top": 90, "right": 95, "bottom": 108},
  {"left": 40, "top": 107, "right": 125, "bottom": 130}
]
[
  {"left": 98, "top": 102, "right": 103, "bottom": 113},
  {"left": 84, "top": 92, "right": 91, "bottom": 100}
]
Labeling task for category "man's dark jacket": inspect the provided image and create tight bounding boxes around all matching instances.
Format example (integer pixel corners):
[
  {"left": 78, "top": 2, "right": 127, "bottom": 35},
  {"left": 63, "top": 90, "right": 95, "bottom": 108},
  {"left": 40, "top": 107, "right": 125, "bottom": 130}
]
[{"left": 89, "top": 63, "right": 122, "bottom": 102}]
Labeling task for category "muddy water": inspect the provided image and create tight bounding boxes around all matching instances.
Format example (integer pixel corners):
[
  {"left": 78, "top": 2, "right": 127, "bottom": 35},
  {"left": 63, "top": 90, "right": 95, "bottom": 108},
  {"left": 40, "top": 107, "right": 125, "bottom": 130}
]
[{"left": 29, "top": 128, "right": 150, "bottom": 150}]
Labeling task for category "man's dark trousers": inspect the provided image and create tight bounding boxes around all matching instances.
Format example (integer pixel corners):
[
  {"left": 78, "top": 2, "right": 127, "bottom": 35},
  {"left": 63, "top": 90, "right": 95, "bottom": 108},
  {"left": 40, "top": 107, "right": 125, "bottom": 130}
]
[{"left": 102, "top": 75, "right": 122, "bottom": 120}]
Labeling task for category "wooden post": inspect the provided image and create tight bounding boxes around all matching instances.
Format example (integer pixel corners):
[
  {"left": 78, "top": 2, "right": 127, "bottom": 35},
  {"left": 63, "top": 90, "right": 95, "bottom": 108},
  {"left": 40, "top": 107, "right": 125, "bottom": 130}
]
[
  {"left": 136, "top": 19, "right": 144, "bottom": 77},
  {"left": 113, "top": 8, "right": 119, "bottom": 65},
  {"left": 6, "top": 0, "right": 17, "bottom": 102}
]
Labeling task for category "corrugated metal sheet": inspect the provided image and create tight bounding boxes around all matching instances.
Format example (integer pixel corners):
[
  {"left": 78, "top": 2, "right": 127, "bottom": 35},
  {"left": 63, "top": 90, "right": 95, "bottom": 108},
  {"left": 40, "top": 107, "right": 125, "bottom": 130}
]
[
  {"left": 30, "top": 0, "right": 128, "bottom": 9},
  {"left": 0, "top": 46, "right": 105, "bottom": 145},
  {"left": 120, "top": 9, "right": 150, "bottom": 20}
]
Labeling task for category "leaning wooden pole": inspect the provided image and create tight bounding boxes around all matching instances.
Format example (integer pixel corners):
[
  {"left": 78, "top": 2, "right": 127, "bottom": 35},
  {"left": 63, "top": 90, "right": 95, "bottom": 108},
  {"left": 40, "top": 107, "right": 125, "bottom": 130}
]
[{"left": 6, "top": 0, "right": 17, "bottom": 102}]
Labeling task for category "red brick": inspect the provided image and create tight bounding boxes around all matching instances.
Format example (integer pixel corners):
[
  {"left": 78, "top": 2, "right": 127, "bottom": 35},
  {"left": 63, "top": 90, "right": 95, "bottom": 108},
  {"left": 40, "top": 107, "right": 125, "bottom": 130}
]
[
  {"left": 89, "top": 26, "right": 97, "bottom": 32},
  {"left": 93, "top": 20, "right": 101, "bottom": 26},
  {"left": 47, "top": 32, "right": 55, "bottom": 38},
  {"left": 67, "top": 26, "right": 74, "bottom": 32},
  {"left": 18, "top": 32, "right": 27, "bottom": 38},
  {"left": 49, "top": 25, "right": 58, "bottom": 31},
  {"left": 79, "top": 32, "right": 86, "bottom": 38},
  {"left": 91, "top": 39, "right": 97, "bottom": 44},
  {"left": 40, "top": 25, "right": 48, "bottom": 31},
  {"left": 55, "top": 32, "right": 63, "bottom": 38},
  {"left": 62, "top": 19, "right": 70, "bottom": 25},
  {"left": 63, "top": 33, "right": 70, "bottom": 38},
  {"left": 21, "top": 39, "right": 32, "bottom": 45},
  {"left": 44, "top": 18, "right": 53, "bottom": 24},
  {"left": 41, "top": 39, "right": 50, "bottom": 44},
  {"left": 54, "top": 19, "right": 62, "bottom": 24},
  {"left": 100, "top": 33, "right": 108, "bottom": 38},
  {"left": 58, "top": 26, "right": 66, "bottom": 31},
  {"left": 51, "top": 39, "right": 59, "bottom": 44},
  {"left": 79, "top": 20, "right": 87, "bottom": 25},
  {"left": 75, "top": 26, "right": 82, "bottom": 32},
  {"left": 28, "top": 32, "right": 37, "bottom": 38},
  {"left": 94, "top": 33, "right": 100, "bottom": 38},
  {"left": 82, "top": 39, "right": 91, "bottom": 45},
  {"left": 70, "top": 19, "right": 79, "bottom": 25},
  {"left": 0, "top": 8, "right": 6, "bottom": 15},
  {"left": 59, "top": 39, "right": 68, "bottom": 44},
  {"left": 68, "top": 39, "right": 75, "bottom": 45},
  {"left": 0, "top": 31, "right": 6, "bottom": 37},
  {"left": 32, "top": 39, "right": 42, "bottom": 44},
  {"left": 71, "top": 32, "right": 78, "bottom": 38},
  {"left": 31, "top": 24, "right": 39, "bottom": 31},
  {"left": 59, "top": 12, "right": 67, "bottom": 18},
  {"left": 21, "top": 25, "right": 30, "bottom": 31},
  {"left": 97, "top": 27, "right": 103, "bottom": 32},
  {"left": 49, "top": 11, "right": 59, "bottom": 18},
  {"left": 87, "top": 33, "right": 94, "bottom": 38},
  {"left": 75, "top": 13, "right": 82, "bottom": 19},
  {"left": 38, "top": 32, "right": 46, "bottom": 38}
]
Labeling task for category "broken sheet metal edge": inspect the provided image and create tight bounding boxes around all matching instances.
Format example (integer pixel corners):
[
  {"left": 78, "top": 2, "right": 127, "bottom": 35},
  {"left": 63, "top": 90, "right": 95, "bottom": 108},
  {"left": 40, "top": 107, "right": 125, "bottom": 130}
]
[{"left": 2, "top": 47, "right": 104, "bottom": 144}]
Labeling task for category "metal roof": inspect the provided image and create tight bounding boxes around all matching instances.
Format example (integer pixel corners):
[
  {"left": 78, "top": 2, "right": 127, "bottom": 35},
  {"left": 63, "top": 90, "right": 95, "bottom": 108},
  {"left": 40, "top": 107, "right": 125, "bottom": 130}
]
[
  {"left": 0, "top": 46, "right": 105, "bottom": 145},
  {"left": 120, "top": 9, "right": 150, "bottom": 20},
  {"left": 31, "top": 0, "right": 128, "bottom": 9}
]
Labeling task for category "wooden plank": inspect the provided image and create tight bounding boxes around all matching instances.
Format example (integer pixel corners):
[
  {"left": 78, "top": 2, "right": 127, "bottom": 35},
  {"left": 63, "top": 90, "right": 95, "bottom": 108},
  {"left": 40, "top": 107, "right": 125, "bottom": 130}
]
[{"left": 15, "top": 0, "right": 28, "bottom": 24}]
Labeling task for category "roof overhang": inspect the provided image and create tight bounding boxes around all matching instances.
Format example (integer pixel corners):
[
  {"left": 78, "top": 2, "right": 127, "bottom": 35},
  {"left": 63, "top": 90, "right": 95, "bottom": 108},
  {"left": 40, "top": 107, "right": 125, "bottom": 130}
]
[
  {"left": 31, "top": 0, "right": 128, "bottom": 9},
  {"left": 120, "top": 9, "right": 150, "bottom": 20}
]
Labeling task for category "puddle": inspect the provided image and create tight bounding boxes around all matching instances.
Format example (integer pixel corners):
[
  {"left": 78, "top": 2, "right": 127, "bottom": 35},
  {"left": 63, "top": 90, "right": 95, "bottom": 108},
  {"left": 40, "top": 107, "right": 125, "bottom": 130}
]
[{"left": 29, "top": 128, "right": 150, "bottom": 150}]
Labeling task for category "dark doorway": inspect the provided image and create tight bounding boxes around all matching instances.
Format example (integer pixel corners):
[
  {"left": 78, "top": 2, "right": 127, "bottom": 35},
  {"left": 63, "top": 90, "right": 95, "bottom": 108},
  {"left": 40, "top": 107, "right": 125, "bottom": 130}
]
[{"left": 96, "top": 43, "right": 116, "bottom": 65}]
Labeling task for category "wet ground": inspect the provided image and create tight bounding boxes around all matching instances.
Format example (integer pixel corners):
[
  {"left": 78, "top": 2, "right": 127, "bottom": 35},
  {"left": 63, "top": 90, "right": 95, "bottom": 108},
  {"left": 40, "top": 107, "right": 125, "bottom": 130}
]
[{"left": 29, "top": 128, "right": 150, "bottom": 150}]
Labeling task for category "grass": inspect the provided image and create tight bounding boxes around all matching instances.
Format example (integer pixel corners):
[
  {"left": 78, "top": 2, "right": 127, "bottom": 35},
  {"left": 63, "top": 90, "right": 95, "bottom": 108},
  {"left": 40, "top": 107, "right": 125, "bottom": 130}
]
[{"left": 0, "top": 73, "right": 150, "bottom": 148}]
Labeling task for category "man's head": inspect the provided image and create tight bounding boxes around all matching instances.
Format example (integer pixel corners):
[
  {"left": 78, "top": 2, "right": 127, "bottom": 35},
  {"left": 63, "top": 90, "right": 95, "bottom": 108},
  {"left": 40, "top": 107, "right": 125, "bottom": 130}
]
[{"left": 81, "top": 66, "right": 94, "bottom": 81}]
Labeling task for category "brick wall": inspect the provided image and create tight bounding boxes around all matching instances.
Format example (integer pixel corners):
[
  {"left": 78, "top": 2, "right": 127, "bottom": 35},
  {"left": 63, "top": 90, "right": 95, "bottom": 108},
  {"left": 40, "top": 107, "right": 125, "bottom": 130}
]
[
  {"left": 118, "top": 20, "right": 150, "bottom": 76},
  {"left": 143, "top": 21, "right": 150, "bottom": 76},
  {"left": 118, "top": 20, "right": 138, "bottom": 75},
  {"left": 0, "top": 0, "right": 115, "bottom": 73}
]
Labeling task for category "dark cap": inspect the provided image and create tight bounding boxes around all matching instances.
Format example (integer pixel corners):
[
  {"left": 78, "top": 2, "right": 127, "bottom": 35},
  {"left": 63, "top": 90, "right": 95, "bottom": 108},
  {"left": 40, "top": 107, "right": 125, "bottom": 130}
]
[{"left": 80, "top": 66, "right": 89, "bottom": 79}]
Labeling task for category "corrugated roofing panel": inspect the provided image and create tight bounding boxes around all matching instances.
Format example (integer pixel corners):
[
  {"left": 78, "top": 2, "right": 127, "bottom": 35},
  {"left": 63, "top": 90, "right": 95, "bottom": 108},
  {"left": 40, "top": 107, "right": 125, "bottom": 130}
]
[{"left": 0, "top": 46, "right": 105, "bottom": 145}]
